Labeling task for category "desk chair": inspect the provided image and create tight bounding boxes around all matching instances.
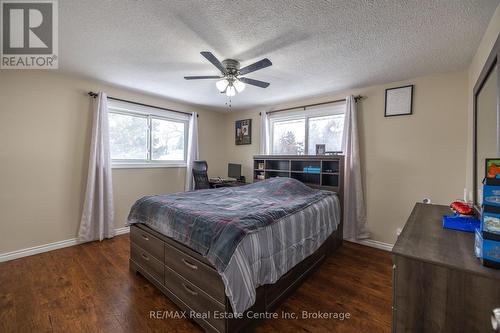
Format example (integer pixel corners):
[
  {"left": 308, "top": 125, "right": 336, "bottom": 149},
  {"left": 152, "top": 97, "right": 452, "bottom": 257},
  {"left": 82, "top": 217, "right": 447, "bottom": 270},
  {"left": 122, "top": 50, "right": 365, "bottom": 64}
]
[{"left": 192, "top": 160, "right": 210, "bottom": 190}]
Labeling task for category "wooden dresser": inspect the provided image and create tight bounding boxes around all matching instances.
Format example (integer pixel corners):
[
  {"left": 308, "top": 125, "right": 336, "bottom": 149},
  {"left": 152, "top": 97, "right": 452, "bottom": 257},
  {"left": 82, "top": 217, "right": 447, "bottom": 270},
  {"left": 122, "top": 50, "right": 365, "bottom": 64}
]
[{"left": 392, "top": 203, "right": 500, "bottom": 332}]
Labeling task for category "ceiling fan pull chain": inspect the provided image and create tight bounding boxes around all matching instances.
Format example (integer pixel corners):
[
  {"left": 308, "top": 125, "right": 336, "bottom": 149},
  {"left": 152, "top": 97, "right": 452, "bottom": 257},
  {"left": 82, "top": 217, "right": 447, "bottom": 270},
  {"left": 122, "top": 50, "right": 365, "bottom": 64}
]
[{"left": 224, "top": 96, "right": 232, "bottom": 111}]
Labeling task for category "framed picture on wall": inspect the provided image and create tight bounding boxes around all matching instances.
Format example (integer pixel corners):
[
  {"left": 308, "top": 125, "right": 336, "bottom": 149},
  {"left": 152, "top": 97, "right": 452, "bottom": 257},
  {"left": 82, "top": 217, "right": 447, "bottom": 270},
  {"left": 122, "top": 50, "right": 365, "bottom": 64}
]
[
  {"left": 385, "top": 85, "right": 413, "bottom": 117},
  {"left": 235, "top": 119, "right": 252, "bottom": 145}
]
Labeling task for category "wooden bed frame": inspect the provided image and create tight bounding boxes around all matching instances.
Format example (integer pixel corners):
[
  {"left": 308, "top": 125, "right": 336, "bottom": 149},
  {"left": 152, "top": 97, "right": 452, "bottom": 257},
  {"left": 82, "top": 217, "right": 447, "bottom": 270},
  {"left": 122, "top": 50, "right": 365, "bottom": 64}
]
[
  {"left": 130, "top": 223, "right": 342, "bottom": 332},
  {"left": 129, "top": 162, "right": 344, "bottom": 332}
]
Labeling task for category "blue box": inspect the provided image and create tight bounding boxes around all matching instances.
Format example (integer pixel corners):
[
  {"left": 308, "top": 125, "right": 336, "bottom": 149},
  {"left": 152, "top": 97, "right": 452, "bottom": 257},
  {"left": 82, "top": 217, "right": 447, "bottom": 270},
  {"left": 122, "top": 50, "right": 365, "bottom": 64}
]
[
  {"left": 303, "top": 167, "right": 320, "bottom": 174},
  {"left": 481, "top": 210, "right": 500, "bottom": 239},
  {"left": 483, "top": 185, "right": 500, "bottom": 207},
  {"left": 442, "top": 214, "right": 480, "bottom": 233},
  {"left": 474, "top": 228, "right": 483, "bottom": 258},
  {"left": 475, "top": 228, "right": 500, "bottom": 269}
]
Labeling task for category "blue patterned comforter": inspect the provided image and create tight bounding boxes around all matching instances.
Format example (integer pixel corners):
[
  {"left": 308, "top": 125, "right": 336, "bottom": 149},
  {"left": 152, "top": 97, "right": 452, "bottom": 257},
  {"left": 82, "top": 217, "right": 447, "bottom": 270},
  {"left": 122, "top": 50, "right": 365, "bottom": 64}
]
[{"left": 127, "top": 177, "right": 335, "bottom": 271}]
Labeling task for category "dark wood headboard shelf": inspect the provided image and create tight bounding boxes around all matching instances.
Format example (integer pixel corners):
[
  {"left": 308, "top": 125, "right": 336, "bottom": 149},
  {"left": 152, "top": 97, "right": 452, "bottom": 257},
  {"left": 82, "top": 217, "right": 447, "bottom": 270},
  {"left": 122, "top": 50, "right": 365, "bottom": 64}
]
[{"left": 253, "top": 155, "right": 344, "bottom": 192}]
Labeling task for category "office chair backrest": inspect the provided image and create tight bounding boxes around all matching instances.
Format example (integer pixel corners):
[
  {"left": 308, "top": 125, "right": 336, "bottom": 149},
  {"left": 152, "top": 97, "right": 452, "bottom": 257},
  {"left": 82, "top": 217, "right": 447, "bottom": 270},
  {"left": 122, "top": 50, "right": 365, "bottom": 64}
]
[{"left": 192, "top": 160, "right": 210, "bottom": 190}]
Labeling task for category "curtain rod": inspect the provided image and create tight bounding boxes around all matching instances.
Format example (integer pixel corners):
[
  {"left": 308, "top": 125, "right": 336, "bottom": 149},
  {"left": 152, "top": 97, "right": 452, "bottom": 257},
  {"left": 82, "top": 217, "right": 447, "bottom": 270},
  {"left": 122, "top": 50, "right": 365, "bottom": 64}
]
[
  {"left": 262, "top": 95, "right": 364, "bottom": 115},
  {"left": 88, "top": 92, "right": 196, "bottom": 117}
]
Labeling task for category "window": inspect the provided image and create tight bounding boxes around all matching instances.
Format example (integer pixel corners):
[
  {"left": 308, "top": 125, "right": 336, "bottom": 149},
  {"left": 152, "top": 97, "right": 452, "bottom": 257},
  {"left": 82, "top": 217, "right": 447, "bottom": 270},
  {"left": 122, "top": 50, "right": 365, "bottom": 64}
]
[
  {"left": 307, "top": 114, "right": 344, "bottom": 153},
  {"left": 108, "top": 100, "right": 189, "bottom": 168},
  {"left": 109, "top": 113, "right": 148, "bottom": 160},
  {"left": 270, "top": 103, "right": 345, "bottom": 155},
  {"left": 272, "top": 118, "right": 305, "bottom": 155}
]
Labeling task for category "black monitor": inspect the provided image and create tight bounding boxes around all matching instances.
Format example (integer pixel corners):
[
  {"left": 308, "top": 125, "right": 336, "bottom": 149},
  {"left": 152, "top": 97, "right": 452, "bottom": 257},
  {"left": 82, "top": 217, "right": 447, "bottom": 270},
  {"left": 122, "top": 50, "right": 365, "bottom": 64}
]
[{"left": 228, "top": 163, "right": 242, "bottom": 179}]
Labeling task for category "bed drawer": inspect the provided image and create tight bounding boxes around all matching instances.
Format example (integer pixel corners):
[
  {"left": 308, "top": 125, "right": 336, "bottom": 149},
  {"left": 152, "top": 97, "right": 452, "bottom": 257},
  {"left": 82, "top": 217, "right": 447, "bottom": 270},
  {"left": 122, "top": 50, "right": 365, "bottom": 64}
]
[
  {"left": 164, "top": 242, "right": 225, "bottom": 303},
  {"left": 164, "top": 265, "right": 225, "bottom": 332},
  {"left": 131, "top": 243, "right": 164, "bottom": 283},
  {"left": 131, "top": 226, "right": 164, "bottom": 261}
]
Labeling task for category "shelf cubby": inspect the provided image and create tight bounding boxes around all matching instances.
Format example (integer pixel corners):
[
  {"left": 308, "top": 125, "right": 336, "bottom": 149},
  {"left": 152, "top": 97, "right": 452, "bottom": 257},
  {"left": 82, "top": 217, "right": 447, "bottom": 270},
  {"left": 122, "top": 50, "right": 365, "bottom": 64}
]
[
  {"left": 322, "top": 174, "right": 339, "bottom": 187},
  {"left": 291, "top": 160, "right": 321, "bottom": 172},
  {"left": 266, "top": 171, "right": 290, "bottom": 178},
  {"left": 265, "top": 159, "right": 290, "bottom": 171},
  {"left": 254, "top": 159, "right": 265, "bottom": 171},
  {"left": 322, "top": 160, "right": 340, "bottom": 174},
  {"left": 291, "top": 172, "right": 321, "bottom": 185}
]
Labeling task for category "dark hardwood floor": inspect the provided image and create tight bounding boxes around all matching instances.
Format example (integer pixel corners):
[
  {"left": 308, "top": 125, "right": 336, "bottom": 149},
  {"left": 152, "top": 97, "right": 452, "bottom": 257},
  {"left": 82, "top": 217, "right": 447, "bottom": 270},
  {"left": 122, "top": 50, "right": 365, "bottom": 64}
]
[{"left": 0, "top": 235, "right": 392, "bottom": 333}]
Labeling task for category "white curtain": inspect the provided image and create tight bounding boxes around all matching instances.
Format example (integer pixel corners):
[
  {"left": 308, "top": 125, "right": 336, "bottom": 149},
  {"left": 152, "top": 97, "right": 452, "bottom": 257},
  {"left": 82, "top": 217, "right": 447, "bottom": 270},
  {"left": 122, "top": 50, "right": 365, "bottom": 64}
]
[
  {"left": 185, "top": 112, "right": 199, "bottom": 191},
  {"left": 260, "top": 112, "right": 270, "bottom": 154},
  {"left": 342, "top": 95, "right": 370, "bottom": 241},
  {"left": 79, "top": 92, "right": 115, "bottom": 242}
]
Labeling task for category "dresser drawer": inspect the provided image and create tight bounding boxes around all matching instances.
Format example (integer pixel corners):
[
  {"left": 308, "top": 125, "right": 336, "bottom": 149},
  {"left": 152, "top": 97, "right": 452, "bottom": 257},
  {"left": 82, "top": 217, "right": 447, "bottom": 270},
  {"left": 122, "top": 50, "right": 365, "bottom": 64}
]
[
  {"left": 131, "top": 243, "right": 164, "bottom": 283},
  {"left": 164, "top": 242, "right": 225, "bottom": 303},
  {"left": 164, "top": 265, "right": 225, "bottom": 332},
  {"left": 131, "top": 225, "right": 164, "bottom": 261}
]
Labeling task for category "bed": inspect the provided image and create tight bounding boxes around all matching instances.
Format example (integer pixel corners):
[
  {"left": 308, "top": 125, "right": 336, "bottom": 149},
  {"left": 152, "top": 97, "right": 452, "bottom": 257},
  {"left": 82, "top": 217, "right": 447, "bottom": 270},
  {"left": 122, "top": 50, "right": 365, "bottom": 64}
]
[{"left": 128, "top": 176, "right": 343, "bottom": 332}]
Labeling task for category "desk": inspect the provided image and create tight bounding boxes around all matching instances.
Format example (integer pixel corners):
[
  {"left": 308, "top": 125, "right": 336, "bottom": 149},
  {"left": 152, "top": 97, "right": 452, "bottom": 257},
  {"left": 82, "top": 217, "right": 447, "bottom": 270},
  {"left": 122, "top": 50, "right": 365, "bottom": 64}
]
[{"left": 209, "top": 180, "right": 247, "bottom": 188}]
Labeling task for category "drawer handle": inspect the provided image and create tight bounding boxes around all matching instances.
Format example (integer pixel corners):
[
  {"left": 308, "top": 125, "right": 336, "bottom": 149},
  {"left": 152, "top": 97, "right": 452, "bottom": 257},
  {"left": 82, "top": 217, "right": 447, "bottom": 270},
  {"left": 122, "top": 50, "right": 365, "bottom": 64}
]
[
  {"left": 141, "top": 253, "right": 150, "bottom": 261},
  {"left": 141, "top": 234, "right": 149, "bottom": 241},
  {"left": 492, "top": 308, "right": 500, "bottom": 331},
  {"left": 182, "top": 283, "right": 198, "bottom": 296},
  {"left": 182, "top": 258, "right": 198, "bottom": 270}
]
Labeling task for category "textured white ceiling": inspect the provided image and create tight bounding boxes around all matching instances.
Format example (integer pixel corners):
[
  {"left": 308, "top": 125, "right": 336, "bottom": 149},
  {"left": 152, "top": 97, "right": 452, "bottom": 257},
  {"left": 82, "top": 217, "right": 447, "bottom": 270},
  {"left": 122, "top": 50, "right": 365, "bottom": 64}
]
[{"left": 59, "top": 0, "right": 498, "bottom": 111}]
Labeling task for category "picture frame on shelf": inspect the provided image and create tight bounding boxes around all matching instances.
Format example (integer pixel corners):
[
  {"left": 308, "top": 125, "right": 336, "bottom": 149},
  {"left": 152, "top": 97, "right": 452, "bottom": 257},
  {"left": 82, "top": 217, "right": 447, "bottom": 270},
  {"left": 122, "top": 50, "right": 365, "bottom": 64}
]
[{"left": 316, "top": 144, "right": 326, "bottom": 155}]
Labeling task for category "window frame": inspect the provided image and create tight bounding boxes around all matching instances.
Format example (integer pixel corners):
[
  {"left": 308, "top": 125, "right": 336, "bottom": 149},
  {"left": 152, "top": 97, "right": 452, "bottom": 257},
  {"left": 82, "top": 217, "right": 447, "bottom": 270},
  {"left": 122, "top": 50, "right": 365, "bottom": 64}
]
[
  {"left": 107, "top": 100, "right": 189, "bottom": 169},
  {"left": 269, "top": 102, "right": 345, "bottom": 155}
]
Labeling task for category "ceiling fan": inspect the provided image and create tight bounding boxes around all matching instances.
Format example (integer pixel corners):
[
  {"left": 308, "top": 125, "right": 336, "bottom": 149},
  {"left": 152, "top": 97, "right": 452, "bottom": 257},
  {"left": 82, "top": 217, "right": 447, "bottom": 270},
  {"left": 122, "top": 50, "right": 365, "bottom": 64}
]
[{"left": 184, "top": 51, "right": 272, "bottom": 97}]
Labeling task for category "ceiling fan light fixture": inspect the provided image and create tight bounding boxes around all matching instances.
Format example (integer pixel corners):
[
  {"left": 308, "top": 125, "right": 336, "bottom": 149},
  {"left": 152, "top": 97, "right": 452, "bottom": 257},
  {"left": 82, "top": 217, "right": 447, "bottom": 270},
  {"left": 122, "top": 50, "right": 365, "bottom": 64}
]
[
  {"left": 233, "top": 79, "right": 245, "bottom": 93},
  {"left": 226, "top": 85, "right": 236, "bottom": 97},
  {"left": 185, "top": 51, "right": 272, "bottom": 98},
  {"left": 216, "top": 79, "right": 229, "bottom": 92}
]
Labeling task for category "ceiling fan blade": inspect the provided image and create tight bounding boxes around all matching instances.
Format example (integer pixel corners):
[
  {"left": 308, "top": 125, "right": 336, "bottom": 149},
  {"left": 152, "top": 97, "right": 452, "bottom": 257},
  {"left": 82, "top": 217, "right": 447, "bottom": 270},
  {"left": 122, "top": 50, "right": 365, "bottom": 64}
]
[
  {"left": 239, "top": 77, "right": 270, "bottom": 88},
  {"left": 184, "top": 75, "right": 221, "bottom": 80},
  {"left": 200, "top": 51, "right": 226, "bottom": 74},
  {"left": 239, "top": 58, "right": 272, "bottom": 75}
]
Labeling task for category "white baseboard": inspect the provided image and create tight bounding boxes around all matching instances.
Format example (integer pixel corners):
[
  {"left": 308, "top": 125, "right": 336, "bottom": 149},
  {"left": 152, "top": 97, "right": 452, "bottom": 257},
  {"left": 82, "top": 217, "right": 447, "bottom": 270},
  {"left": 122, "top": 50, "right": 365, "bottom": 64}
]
[
  {"left": 115, "top": 226, "right": 130, "bottom": 235},
  {"left": 349, "top": 238, "right": 394, "bottom": 251},
  {"left": 0, "top": 226, "right": 130, "bottom": 263},
  {"left": 0, "top": 227, "right": 391, "bottom": 263}
]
